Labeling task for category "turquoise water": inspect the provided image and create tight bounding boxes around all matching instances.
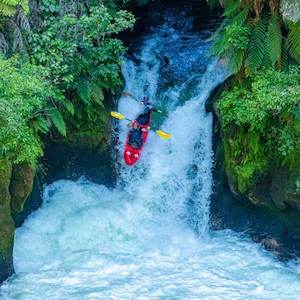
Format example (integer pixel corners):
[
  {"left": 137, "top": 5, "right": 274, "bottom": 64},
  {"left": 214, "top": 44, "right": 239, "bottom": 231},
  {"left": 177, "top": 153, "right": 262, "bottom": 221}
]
[{"left": 1, "top": 13, "right": 300, "bottom": 300}]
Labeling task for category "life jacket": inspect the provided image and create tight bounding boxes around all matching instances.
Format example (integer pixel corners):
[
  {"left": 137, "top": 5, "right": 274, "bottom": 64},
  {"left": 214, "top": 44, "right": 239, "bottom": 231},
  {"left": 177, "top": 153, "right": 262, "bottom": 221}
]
[{"left": 128, "top": 127, "right": 143, "bottom": 149}]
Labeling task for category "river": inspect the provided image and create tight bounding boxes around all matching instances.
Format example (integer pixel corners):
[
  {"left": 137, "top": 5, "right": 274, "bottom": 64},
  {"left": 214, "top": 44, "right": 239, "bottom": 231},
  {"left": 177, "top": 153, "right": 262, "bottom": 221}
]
[{"left": 1, "top": 7, "right": 300, "bottom": 300}]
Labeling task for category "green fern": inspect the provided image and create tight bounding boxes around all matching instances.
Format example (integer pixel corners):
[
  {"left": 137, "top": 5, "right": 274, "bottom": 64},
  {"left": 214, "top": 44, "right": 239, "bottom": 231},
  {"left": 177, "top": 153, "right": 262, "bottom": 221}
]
[
  {"left": 231, "top": 6, "right": 250, "bottom": 26},
  {"left": 77, "top": 80, "right": 91, "bottom": 105},
  {"left": 286, "top": 21, "right": 300, "bottom": 63},
  {"left": 246, "top": 17, "right": 268, "bottom": 74},
  {"left": 266, "top": 14, "right": 282, "bottom": 67},
  {"left": 32, "top": 116, "right": 50, "bottom": 134},
  {"left": 77, "top": 80, "right": 104, "bottom": 107},
  {"left": 62, "top": 99, "right": 75, "bottom": 116},
  {"left": 48, "top": 109, "right": 66, "bottom": 136},
  {"left": 279, "top": 37, "right": 289, "bottom": 71},
  {"left": 222, "top": 0, "right": 240, "bottom": 18},
  {"left": 0, "top": 0, "right": 29, "bottom": 16},
  {"left": 229, "top": 49, "right": 245, "bottom": 74}
]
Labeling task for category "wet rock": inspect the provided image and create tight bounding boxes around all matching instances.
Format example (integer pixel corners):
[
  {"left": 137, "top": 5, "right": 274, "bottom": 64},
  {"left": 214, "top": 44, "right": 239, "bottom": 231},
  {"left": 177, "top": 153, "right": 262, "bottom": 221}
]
[
  {"left": 280, "top": 0, "right": 300, "bottom": 22},
  {"left": 0, "top": 159, "right": 14, "bottom": 283},
  {"left": 9, "top": 163, "right": 36, "bottom": 224}
]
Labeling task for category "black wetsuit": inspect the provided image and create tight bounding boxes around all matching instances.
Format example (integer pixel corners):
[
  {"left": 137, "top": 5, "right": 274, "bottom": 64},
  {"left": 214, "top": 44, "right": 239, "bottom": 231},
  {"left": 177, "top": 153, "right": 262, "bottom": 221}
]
[
  {"left": 128, "top": 127, "right": 143, "bottom": 149},
  {"left": 136, "top": 108, "right": 153, "bottom": 125}
]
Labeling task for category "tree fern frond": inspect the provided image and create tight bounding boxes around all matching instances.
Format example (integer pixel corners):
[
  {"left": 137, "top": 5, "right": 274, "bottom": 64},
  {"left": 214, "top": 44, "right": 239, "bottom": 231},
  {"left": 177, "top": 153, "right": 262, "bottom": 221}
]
[
  {"left": 286, "top": 21, "right": 300, "bottom": 63},
  {"left": 32, "top": 116, "right": 50, "bottom": 134},
  {"left": 231, "top": 6, "right": 250, "bottom": 26},
  {"left": 266, "top": 14, "right": 282, "bottom": 67},
  {"left": 77, "top": 80, "right": 91, "bottom": 104},
  {"left": 48, "top": 109, "right": 66, "bottom": 136},
  {"left": 90, "top": 83, "right": 104, "bottom": 107},
  {"left": 222, "top": 0, "right": 240, "bottom": 17},
  {"left": 246, "top": 16, "right": 268, "bottom": 74},
  {"left": 279, "top": 37, "right": 289, "bottom": 71},
  {"left": 229, "top": 49, "right": 245, "bottom": 73},
  {"left": 0, "top": 3, "right": 15, "bottom": 16}
]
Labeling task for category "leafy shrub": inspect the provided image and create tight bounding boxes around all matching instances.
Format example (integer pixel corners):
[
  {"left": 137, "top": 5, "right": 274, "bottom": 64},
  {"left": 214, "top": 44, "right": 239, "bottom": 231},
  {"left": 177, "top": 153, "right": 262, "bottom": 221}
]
[
  {"left": 220, "top": 68, "right": 300, "bottom": 132},
  {"left": 219, "top": 68, "right": 300, "bottom": 191},
  {"left": 28, "top": 3, "right": 135, "bottom": 134},
  {"left": 0, "top": 56, "right": 67, "bottom": 164},
  {"left": 213, "top": 23, "right": 250, "bottom": 73},
  {"left": 31, "top": 5, "right": 134, "bottom": 119}
]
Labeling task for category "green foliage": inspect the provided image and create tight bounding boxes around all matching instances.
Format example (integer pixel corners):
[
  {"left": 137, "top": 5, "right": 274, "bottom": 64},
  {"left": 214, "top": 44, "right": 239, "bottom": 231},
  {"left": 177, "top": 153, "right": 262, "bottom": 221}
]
[
  {"left": 286, "top": 21, "right": 300, "bottom": 63},
  {"left": 0, "top": 56, "right": 66, "bottom": 164},
  {"left": 267, "top": 14, "right": 282, "bottom": 67},
  {"left": 219, "top": 68, "right": 300, "bottom": 192},
  {"left": 0, "top": 0, "right": 136, "bottom": 170},
  {"left": 30, "top": 4, "right": 134, "bottom": 128},
  {"left": 0, "top": 0, "right": 28, "bottom": 16},
  {"left": 220, "top": 68, "right": 300, "bottom": 132},
  {"left": 246, "top": 16, "right": 268, "bottom": 73},
  {"left": 212, "top": 1, "right": 300, "bottom": 75},
  {"left": 31, "top": 6, "right": 134, "bottom": 90},
  {"left": 213, "top": 23, "right": 250, "bottom": 73},
  {"left": 48, "top": 109, "right": 66, "bottom": 136}
]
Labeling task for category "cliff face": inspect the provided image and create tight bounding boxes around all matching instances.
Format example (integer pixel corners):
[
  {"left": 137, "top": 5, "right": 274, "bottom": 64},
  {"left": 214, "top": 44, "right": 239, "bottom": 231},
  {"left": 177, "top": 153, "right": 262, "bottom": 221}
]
[
  {"left": 221, "top": 120, "right": 300, "bottom": 234},
  {"left": 222, "top": 125, "right": 300, "bottom": 211},
  {"left": 0, "top": 160, "right": 40, "bottom": 282},
  {"left": 281, "top": 0, "right": 300, "bottom": 22},
  {"left": 207, "top": 78, "right": 300, "bottom": 245},
  {"left": 0, "top": 160, "right": 15, "bottom": 283}
]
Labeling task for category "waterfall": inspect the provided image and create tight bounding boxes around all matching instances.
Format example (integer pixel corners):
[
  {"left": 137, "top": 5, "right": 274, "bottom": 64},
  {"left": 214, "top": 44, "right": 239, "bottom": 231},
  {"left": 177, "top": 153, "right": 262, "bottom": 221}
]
[{"left": 1, "top": 11, "right": 300, "bottom": 300}]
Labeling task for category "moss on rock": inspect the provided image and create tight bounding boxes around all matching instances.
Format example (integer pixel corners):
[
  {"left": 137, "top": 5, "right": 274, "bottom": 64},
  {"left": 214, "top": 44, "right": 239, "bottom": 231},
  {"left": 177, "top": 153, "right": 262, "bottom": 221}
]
[
  {"left": 0, "top": 159, "right": 15, "bottom": 282},
  {"left": 9, "top": 163, "right": 36, "bottom": 222}
]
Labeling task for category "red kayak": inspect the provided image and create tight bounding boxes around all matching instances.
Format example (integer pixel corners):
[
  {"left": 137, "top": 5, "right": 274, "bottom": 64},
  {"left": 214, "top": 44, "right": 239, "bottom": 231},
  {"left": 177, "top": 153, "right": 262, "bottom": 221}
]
[{"left": 124, "top": 120, "right": 150, "bottom": 166}]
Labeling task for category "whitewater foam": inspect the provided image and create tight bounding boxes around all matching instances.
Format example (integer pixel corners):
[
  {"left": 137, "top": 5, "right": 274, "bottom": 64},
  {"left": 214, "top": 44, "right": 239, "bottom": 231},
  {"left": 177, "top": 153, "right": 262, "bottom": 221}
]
[{"left": 1, "top": 13, "right": 300, "bottom": 300}]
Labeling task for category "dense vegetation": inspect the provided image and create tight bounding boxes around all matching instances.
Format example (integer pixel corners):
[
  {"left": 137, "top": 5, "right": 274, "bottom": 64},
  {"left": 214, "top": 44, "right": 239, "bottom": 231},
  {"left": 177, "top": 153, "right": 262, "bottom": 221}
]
[
  {"left": 219, "top": 68, "right": 300, "bottom": 192},
  {"left": 212, "top": 0, "right": 300, "bottom": 76},
  {"left": 0, "top": 0, "right": 135, "bottom": 167},
  {"left": 212, "top": 0, "right": 300, "bottom": 201},
  {"left": 0, "top": 57, "right": 65, "bottom": 164}
]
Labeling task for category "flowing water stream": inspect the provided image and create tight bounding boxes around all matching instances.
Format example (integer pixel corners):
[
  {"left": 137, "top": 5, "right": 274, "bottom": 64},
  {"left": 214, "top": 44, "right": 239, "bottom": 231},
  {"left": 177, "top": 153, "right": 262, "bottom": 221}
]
[{"left": 1, "top": 10, "right": 300, "bottom": 300}]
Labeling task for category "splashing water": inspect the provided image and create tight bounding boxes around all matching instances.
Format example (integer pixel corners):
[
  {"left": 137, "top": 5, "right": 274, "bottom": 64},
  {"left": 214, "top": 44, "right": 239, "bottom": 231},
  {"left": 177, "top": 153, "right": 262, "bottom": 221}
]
[{"left": 1, "top": 13, "right": 300, "bottom": 300}]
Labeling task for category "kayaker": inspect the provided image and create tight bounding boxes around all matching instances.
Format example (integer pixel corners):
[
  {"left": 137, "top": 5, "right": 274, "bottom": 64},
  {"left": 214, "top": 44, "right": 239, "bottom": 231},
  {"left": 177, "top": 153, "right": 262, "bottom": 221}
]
[
  {"left": 128, "top": 105, "right": 157, "bottom": 149},
  {"left": 128, "top": 122, "right": 143, "bottom": 149}
]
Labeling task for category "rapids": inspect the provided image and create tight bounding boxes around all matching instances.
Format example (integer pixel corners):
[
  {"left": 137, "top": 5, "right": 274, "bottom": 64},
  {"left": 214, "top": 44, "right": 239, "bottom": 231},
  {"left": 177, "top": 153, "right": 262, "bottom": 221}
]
[{"left": 1, "top": 9, "right": 300, "bottom": 300}]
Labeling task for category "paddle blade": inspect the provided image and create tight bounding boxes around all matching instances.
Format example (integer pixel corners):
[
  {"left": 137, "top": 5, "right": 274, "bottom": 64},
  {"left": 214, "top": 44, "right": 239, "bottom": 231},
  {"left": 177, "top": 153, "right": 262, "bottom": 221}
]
[
  {"left": 156, "top": 130, "right": 172, "bottom": 139},
  {"left": 110, "top": 111, "right": 125, "bottom": 120}
]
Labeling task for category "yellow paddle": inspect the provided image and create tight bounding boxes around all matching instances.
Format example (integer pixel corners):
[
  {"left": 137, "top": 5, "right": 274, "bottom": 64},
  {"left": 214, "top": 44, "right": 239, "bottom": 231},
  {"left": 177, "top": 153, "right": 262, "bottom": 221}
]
[
  {"left": 110, "top": 111, "right": 129, "bottom": 121},
  {"left": 155, "top": 130, "right": 172, "bottom": 140},
  {"left": 110, "top": 111, "right": 172, "bottom": 140}
]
